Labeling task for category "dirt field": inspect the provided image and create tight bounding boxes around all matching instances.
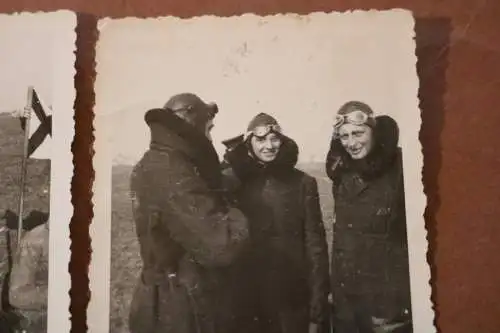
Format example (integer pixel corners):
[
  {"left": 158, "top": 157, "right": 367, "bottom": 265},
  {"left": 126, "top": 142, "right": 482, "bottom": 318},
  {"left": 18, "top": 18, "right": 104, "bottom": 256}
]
[{"left": 109, "top": 163, "right": 334, "bottom": 333}]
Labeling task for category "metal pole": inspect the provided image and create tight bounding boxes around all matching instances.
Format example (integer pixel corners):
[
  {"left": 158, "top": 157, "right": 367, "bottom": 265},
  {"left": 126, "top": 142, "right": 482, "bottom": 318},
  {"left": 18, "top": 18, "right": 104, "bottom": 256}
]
[{"left": 16, "top": 86, "right": 33, "bottom": 252}]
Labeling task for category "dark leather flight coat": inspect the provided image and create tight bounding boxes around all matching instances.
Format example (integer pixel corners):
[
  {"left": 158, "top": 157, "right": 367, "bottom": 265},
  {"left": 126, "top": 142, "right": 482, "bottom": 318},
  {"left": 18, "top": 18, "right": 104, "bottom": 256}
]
[
  {"left": 326, "top": 115, "right": 413, "bottom": 333},
  {"left": 128, "top": 109, "right": 249, "bottom": 333},
  {"left": 223, "top": 136, "right": 330, "bottom": 333}
]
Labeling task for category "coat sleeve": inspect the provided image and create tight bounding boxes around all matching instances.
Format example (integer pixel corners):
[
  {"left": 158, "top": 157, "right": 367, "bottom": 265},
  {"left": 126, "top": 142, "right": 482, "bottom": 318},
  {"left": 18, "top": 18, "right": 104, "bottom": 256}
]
[
  {"left": 155, "top": 157, "right": 250, "bottom": 268},
  {"left": 302, "top": 176, "right": 331, "bottom": 324},
  {"left": 389, "top": 168, "right": 413, "bottom": 320}
]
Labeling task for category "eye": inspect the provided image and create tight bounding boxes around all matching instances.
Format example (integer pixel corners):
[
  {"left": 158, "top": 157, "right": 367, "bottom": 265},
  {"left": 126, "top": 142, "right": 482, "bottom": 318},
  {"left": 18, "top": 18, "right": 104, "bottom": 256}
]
[{"left": 353, "top": 130, "right": 365, "bottom": 138}]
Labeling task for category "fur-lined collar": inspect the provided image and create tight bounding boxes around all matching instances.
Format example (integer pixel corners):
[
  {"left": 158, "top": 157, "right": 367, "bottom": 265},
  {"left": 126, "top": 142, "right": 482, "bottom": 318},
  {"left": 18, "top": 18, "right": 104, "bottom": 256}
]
[
  {"left": 325, "top": 115, "right": 401, "bottom": 182},
  {"left": 145, "top": 108, "right": 222, "bottom": 189}
]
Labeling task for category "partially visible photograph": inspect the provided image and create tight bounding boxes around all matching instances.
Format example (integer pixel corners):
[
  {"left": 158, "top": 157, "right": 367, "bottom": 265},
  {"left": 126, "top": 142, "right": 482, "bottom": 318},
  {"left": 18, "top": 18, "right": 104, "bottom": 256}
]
[
  {"left": 0, "top": 87, "right": 51, "bottom": 333},
  {"left": 0, "top": 11, "right": 76, "bottom": 333},
  {"left": 90, "top": 10, "right": 432, "bottom": 333}
]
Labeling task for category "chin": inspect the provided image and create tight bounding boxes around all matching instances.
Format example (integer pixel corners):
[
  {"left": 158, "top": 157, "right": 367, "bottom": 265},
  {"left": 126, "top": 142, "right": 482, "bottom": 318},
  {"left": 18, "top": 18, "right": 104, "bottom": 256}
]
[
  {"left": 349, "top": 152, "right": 368, "bottom": 160},
  {"left": 260, "top": 155, "right": 277, "bottom": 162}
]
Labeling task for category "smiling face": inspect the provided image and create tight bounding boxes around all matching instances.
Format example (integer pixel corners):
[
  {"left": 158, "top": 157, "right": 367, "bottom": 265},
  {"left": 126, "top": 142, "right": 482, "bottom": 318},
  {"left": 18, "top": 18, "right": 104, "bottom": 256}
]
[
  {"left": 338, "top": 123, "right": 374, "bottom": 160},
  {"left": 250, "top": 132, "right": 282, "bottom": 163}
]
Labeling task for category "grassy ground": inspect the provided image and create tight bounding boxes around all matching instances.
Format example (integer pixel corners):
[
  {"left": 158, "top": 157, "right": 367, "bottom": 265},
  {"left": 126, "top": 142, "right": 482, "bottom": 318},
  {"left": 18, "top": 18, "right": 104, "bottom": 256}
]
[
  {"left": 0, "top": 113, "right": 50, "bottom": 214},
  {"left": 0, "top": 113, "right": 50, "bottom": 311},
  {"left": 109, "top": 162, "right": 334, "bottom": 333}
]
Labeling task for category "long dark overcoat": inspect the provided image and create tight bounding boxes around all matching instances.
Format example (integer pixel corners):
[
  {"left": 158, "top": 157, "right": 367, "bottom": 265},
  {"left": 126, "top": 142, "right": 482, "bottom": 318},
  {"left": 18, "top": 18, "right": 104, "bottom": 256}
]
[
  {"left": 326, "top": 115, "right": 413, "bottom": 333},
  {"left": 223, "top": 136, "right": 330, "bottom": 333},
  {"left": 128, "top": 109, "right": 249, "bottom": 333}
]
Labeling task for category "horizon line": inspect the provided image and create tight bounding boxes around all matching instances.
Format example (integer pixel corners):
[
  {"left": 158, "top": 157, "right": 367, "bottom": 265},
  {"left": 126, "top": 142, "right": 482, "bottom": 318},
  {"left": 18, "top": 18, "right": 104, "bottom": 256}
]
[{"left": 111, "top": 160, "right": 328, "bottom": 167}]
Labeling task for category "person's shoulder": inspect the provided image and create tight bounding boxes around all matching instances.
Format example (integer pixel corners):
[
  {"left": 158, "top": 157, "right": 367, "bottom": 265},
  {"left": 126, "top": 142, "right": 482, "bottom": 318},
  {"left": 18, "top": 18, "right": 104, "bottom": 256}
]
[
  {"left": 391, "top": 147, "right": 404, "bottom": 171},
  {"left": 301, "top": 171, "right": 316, "bottom": 183},
  {"left": 396, "top": 147, "right": 403, "bottom": 159},
  {"left": 134, "top": 148, "right": 191, "bottom": 177},
  {"left": 135, "top": 149, "right": 168, "bottom": 167},
  {"left": 293, "top": 169, "right": 319, "bottom": 187}
]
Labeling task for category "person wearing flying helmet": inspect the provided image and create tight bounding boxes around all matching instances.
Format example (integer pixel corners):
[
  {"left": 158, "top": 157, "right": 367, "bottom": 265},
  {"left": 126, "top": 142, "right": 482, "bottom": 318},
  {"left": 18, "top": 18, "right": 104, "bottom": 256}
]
[
  {"left": 128, "top": 93, "right": 249, "bottom": 333},
  {"left": 222, "top": 113, "right": 330, "bottom": 333},
  {"left": 325, "top": 101, "right": 413, "bottom": 333}
]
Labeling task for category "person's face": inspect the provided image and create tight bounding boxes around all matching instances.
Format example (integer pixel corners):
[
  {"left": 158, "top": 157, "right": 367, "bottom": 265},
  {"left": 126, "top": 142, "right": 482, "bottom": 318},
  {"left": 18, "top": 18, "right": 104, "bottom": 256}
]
[
  {"left": 338, "top": 123, "right": 374, "bottom": 160},
  {"left": 204, "top": 119, "right": 214, "bottom": 141},
  {"left": 250, "top": 133, "right": 282, "bottom": 163}
]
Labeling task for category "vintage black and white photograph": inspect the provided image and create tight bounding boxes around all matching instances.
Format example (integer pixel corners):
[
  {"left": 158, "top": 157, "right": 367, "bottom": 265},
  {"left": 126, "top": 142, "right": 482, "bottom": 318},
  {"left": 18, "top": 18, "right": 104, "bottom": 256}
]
[
  {"left": 0, "top": 11, "right": 75, "bottom": 333},
  {"left": 90, "top": 10, "right": 433, "bottom": 333}
]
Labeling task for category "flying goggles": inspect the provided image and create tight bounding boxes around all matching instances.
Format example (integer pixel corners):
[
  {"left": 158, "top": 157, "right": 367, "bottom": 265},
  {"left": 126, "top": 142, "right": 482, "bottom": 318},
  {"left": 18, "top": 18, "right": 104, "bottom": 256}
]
[
  {"left": 245, "top": 124, "right": 282, "bottom": 140},
  {"left": 334, "top": 110, "right": 373, "bottom": 128}
]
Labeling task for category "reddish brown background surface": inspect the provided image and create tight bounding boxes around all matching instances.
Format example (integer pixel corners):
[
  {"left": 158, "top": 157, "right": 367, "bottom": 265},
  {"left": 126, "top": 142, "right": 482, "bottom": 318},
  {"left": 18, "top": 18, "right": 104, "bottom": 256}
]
[{"left": 1, "top": 1, "right": 500, "bottom": 333}]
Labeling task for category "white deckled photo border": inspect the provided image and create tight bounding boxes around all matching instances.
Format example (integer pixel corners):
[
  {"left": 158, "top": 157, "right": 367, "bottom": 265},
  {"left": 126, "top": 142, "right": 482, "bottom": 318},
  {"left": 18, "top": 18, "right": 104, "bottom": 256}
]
[
  {"left": 90, "top": 9, "right": 433, "bottom": 333},
  {"left": 0, "top": 10, "right": 76, "bottom": 333}
]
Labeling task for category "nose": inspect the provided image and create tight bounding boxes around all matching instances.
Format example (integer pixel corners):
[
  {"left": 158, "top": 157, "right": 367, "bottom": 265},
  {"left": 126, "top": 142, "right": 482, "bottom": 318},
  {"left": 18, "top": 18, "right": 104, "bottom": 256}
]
[
  {"left": 263, "top": 138, "right": 273, "bottom": 149},
  {"left": 205, "top": 131, "right": 212, "bottom": 141},
  {"left": 346, "top": 136, "right": 357, "bottom": 149}
]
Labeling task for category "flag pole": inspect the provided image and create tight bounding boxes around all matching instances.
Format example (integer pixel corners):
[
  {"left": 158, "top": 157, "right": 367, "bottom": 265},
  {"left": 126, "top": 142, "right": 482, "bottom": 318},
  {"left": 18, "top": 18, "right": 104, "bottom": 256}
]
[{"left": 16, "top": 86, "right": 33, "bottom": 251}]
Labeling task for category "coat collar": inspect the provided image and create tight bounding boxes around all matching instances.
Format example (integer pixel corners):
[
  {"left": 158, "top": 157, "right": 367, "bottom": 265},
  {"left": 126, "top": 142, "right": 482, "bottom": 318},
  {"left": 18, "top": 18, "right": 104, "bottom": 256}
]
[{"left": 144, "top": 108, "right": 222, "bottom": 189}]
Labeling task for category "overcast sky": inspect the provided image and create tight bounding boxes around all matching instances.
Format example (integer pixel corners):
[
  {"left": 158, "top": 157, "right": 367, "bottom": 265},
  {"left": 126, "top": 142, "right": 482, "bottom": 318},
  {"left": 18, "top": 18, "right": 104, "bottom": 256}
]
[
  {"left": 95, "top": 11, "right": 416, "bottom": 165},
  {"left": 0, "top": 13, "right": 56, "bottom": 158},
  {"left": 0, "top": 13, "right": 54, "bottom": 112}
]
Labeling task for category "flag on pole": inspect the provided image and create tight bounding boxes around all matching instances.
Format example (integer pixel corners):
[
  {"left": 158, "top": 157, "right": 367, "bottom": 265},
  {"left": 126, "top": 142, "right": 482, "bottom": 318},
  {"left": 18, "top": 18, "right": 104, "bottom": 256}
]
[
  {"left": 19, "top": 87, "right": 52, "bottom": 160},
  {"left": 15, "top": 86, "right": 52, "bottom": 250}
]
